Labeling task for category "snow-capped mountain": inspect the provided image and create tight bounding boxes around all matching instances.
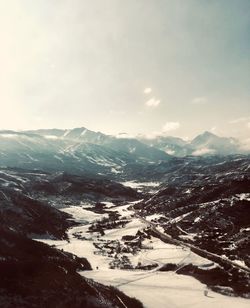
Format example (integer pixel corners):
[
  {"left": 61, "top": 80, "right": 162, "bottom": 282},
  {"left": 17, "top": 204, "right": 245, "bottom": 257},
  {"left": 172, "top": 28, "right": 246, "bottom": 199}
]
[
  {"left": 190, "top": 131, "right": 240, "bottom": 156},
  {"left": 0, "top": 167, "right": 143, "bottom": 308},
  {"left": 26, "top": 127, "right": 109, "bottom": 144},
  {"left": 1, "top": 131, "right": 250, "bottom": 305},
  {"left": 0, "top": 128, "right": 248, "bottom": 178},
  {"left": 140, "top": 131, "right": 245, "bottom": 157},
  {"left": 0, "top": 128, "right": 171, "bottom": 176},
  {"left": 138, "top": 135, "right": 189, "bottom": 156}
]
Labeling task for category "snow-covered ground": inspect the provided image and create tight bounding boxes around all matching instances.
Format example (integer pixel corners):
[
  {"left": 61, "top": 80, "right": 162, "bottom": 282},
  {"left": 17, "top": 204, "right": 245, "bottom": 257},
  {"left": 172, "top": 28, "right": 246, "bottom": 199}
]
[
  {"left": 120, "top": 181, "right": 161, "bottom": 192},
  {"left": 63, "top": 205, "right": 108, "bottom": 223},
  {"left": 35, "top": 203, "right": 250, "bottom": 308},
  {"left": 102, "top": 218, "right": 145, "bottom": 241},
  {"left": 83, "top": 270, "right": 250, "bottom": 308}
]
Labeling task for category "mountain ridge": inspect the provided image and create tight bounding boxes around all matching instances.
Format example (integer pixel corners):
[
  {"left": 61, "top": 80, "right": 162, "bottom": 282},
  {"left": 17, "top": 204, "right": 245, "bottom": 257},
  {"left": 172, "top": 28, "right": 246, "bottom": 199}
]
[{"left": 0, "top": 127, "right": 249, "bottom": 178}]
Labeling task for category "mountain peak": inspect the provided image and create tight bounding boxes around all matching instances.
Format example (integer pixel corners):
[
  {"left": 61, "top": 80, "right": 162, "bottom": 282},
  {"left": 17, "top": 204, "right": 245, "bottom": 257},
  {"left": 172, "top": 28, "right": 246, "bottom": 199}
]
[
  {"left": 191, "top": 131, "right": 218, "bottom": 144},
  {"left": 198, "top": 131, "right": 217, "bottom": 138}
]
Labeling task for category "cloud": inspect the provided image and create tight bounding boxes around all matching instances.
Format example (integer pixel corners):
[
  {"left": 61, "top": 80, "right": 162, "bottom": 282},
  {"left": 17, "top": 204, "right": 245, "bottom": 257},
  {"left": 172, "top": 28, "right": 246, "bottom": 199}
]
[
  {"left": 229, "top": 117, "right": 250, "bottom": 124},
  {"left": 165, "top": 149, "right": 175, "bottom": 155},
  {"left": 144, "top": 87, "right": 152, "bottom": 94},
  {"left": 210, "top": 126, "right": 217, "bottom": 133},
  {"left": 239, "top": 138, "right": 250, "bottom": 152},
  {"left": 247, "top": 122, "right": 250, "bottom": 129},
  {"left": 192, "top": 148, "right": 215, "bottom": 156},
  {"left": 145, "top": 97, "right": 160, "bottom": 108},
  {"left": 191, "top": 97, "right": 207, "bottom": 104},
  {"left": 138, "top": 122, "right": 181, "bottom": 138},
  {"left": 162, "top": 121, "right": 180, "bottom": 132},
  {"left": 116, "top": 132, "right": 135, "bottom": 139}
]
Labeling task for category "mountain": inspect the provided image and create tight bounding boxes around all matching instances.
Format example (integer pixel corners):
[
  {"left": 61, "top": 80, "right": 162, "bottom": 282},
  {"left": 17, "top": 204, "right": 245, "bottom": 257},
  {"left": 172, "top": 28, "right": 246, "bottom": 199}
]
[
  {"left": 0, "top": 167, "right": 140, "bottom": 206},
  {"left": 190, "top": 131, "right": 240, "bottom": 156},
  {"left": 139, "top": 131, "right": 245, "bottom": 157},
  {"left": 0, "top": 168, "right": 143, "bottom": 308},
  {"left": 138, "top": 135, "right": 189, "bottom": 156},
  {"left": 26, "top": 127, "right": 110, "bottom": 144},
  {"left": 1, "top": 135, "right": 250, "bottom": 304},
  {"left": 0, "top": 129, "right": 171, "bottom": 177},
  {"left": 0, "top": 225, "right": 143, "bottom": 308},
  {"left": 133, "top": 154, "right": 250, "bottom": 297},
  {"left": 0, "top": 128, "right": 248, "bottom": 178}
]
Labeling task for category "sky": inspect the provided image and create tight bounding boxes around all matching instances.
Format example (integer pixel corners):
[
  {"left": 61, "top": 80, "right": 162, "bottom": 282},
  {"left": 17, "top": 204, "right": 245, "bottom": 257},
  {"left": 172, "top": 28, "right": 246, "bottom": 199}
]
[{"left": 0, "top": 0, "right": 249, "bottom": 139}]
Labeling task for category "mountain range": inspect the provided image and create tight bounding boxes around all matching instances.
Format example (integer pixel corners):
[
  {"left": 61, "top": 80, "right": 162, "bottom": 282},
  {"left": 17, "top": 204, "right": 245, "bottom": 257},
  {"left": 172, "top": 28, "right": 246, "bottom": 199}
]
[
  {"left": 139, "top": 131, "right": 244, "bottom": 156},
  {"left": 0, "top": 126, "right": 250, "bottom": 306},
  {"left": 0, "top": 127, "right": 248, "bottom": 178}
]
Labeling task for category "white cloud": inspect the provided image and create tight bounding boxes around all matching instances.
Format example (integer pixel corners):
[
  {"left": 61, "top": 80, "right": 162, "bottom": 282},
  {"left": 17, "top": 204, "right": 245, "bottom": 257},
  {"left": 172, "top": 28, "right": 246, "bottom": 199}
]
[
  {"left": 145, "top": 97, "right": 160, "bottom": 108},
  {"left": 210, "top": 126, "right": 217, "bottom": 133},
  {"left": 192, "top": 147, "right": 215, "bottom": 156},
  {"left": 247, "top": 122, "right": 250, "bottom": 129},
  {"left": 144, "top": 87, "right": 152, "bottom": 94},
  {"left": 229, "top": 117, "right": 250, "bottom": 124},
  {"left": 116, "top": 132, "right": 135, "bottom": 139},
  {"left": 165, "top": 149, "right": 175, "bottom": 155},
  {"left": 239, "top": 138, "right": 250, "bottom": 152},
  {"left": 138, "top": 131, "right": 160, "bottom": 139},
  {"left": 191, "top": 97, "right": 207, "bottom": 104},
  {"left": 162, "top": 121, "right": 180, "bottom": 132}
]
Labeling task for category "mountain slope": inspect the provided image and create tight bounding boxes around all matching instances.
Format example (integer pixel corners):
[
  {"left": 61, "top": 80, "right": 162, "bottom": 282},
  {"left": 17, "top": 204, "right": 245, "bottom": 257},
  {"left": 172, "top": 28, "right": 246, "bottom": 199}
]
[
  {"left": 0, "top": 168, "right": 143, "bottom": 308},
  {"left": 0, "top": 129, "right": 170, "bottom": 176},
  {"left": 0, "top": 226, "right": 143, "bottom": 308},
  {"left": 139, "top": 131, "right": 246, "bottom": 157},
  {"left": 190, "top": 131, "right": 240, "bottom": 156},
  {"left": 138, "top": 136, "right": 189, "bottom": 156}
]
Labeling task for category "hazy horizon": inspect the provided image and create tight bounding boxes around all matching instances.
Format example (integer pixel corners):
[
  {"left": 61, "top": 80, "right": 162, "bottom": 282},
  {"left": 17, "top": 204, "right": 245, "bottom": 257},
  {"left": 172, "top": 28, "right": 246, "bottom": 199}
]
[{"left": 0, "top": 0, "right": 249, "bottom": 139}]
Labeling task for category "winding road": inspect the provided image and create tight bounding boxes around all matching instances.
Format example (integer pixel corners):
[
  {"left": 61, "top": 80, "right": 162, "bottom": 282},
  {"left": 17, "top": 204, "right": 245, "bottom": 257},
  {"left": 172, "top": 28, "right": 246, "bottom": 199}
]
[{"left": 136, "top": 213, "right": 250, "bottom": 274}]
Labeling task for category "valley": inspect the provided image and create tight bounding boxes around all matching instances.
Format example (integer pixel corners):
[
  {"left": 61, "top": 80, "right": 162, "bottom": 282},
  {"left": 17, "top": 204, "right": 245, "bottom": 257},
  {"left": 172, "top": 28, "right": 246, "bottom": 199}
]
[
  {"left": 1, "top": 1, "right": 249, "bottom": 306},
  {"left": 0, "top": 128, "right": 250, "bottom": 307},
  {"left": 36, "top": 195, "right": 250, "bottom": 308}
]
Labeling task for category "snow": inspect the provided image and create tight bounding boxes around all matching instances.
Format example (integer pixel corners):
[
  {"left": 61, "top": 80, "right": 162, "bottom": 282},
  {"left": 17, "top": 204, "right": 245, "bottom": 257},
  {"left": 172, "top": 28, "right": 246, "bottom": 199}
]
[
  {"left": 36, "top": 205, "right": 112, "bottom": 270},
  {"left": 171, "top": 212, "right": 190, "bottom": 223},
  {"left": 165, "top": 149, "right": 175, "bottom": 155},
  {"left": 179, "top": 233, "right": 197, "bottom": 242},
  {"left": 61, "top": 206, "right": 108, "bottom": 223},
  {"left": 146, "top": 214, "right": 164, "bottom": 221},
  {"left": 232, "top": 259, "right": 249, "bottom": 269},
  {"left": 237, "top": 193, "right": 250, "bottom": 201},
  {"left": 0, "top": 133, "right": 19, "bottom": 138},
  {"left": 104, "top": 202, "right": 136, "bottom": 218},
  {"left": 129, "top": 147, "right": 136, "bottom": 153},
  {"left": 83, "top": 270, "right": 250, "bottom": 308},
  {"left": 121, "top": 181, "right": 161, "bottom": 193},
  {"left": 192, "top": 148, "right": 215, "bottom": 156},
  {"left": 111, "top": 167, "right": 122, "bottom": 174},
  {"left": 102, "top": 219, "right": 145, "bottom": 241},
  {"left": 35, "top": 204, "right": 250, "bottom": 308},
  {"left": 136, "top": 237, "right": 211, "bottom": 268},
  {"left": 194, "top": 217, "right": 201, "bottom": 223},
  {"left": 121, "top": 181, "right": 160, "bottom": 189},
  {"left": 54, "top": 155, "right": 64, "bottom": 163},
  {"left": 26, "top": 154, "right": 39, "bottom": 162},
  {"left": 101, "top": 201, "right": 116, "bottom": 208},
  {"left": 80, "top": 129, "right": 87, "bottom": 136},
  {"left": 0, "top": 171, "right": 28, "bottom": 183},
  {"left": 63, "top": 129, "right": 71, "bottom": 137},
  {"left": 44, "top": 135, "right": 58, "bottom": 140},
  {"left": 240, "top": 227, "right": 250, "bottom": 232}
]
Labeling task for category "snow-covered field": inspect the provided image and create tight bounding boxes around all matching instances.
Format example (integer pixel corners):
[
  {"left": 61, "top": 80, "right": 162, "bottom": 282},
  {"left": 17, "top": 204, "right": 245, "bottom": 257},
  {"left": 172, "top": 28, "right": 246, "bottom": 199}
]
[
  {"left": 35, "top": 203, "right": 250, "bottom": 308},
  {"left": 84, "top": 270, "right": 250, "bottom": 308},
  {"left": 120, "top": 181, "right": 161, "bottom": 192}
]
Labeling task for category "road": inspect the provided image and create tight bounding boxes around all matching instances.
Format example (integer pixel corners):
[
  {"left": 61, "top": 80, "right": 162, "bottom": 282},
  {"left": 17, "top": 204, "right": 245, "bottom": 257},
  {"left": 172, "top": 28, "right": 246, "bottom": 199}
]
[{"left": 136, "top": 214, "right": 250, "bottom": 275}]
